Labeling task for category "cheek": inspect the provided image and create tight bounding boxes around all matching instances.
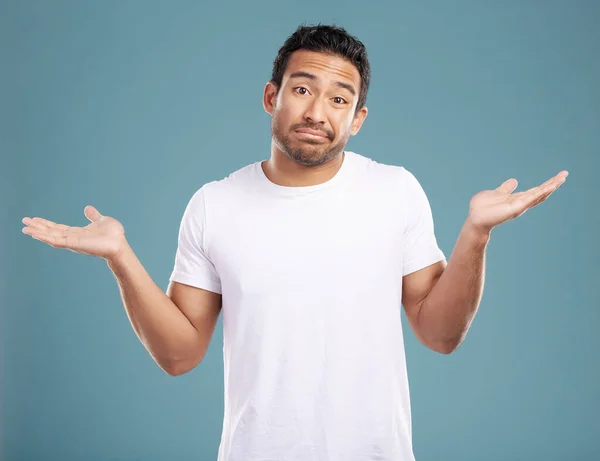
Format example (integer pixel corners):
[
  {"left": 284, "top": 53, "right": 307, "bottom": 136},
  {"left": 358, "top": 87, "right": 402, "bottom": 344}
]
[
  {"left": 272, "top": 106, "right": 288, "bottom": 126},
  {"left": 274, "top": 102, "right": 297, "bottom": 125},
  {"left": 336, "top": 118, "right": 354, "bottom": 137}
]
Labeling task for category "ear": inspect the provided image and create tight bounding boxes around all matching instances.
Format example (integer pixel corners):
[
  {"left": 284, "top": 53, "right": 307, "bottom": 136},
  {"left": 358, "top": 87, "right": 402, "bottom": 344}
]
[
  {"left": 263, "top": 81, "right": 278, "bottom": 115},
  {"left": 349, "top": 105, "right": 368, "bottom": 136}
]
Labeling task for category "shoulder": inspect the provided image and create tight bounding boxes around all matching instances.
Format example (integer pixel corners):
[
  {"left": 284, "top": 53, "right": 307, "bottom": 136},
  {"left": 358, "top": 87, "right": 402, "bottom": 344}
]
[
  {"left": 351, "top": 151, "right": 418, "bottom": 192},
  {"left": 189, "top": 160, "right": 260, "bottom": 204}
]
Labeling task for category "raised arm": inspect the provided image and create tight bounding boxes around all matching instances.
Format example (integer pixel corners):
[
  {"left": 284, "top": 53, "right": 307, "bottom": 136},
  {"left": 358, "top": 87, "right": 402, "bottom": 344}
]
[
  {"left": 402, "top": 170, "right": 568, "bottom": 354},
  {"left": 22, "top": 205, "right": 221, "bottom": 376}
]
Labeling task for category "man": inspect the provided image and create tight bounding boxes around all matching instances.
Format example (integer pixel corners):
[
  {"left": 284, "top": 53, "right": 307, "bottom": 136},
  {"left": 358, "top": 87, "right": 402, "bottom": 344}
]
[{"left": 22, "top": 24, "right": 567, "bottom": 461}]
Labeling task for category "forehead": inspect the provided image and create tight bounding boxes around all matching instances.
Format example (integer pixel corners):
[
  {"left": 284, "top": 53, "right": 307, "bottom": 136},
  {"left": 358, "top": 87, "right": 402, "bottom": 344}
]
[{"left": 283, "top": 50, "right": 360, "bottom": 87}]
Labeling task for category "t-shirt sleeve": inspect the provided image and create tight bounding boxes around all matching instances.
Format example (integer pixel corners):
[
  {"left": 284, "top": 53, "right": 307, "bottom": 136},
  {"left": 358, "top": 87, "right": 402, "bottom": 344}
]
[
  {"left": 169, "top": 186, "right": 222, "bottom": 294},
  {"left": 401, "top": 168, "right": 446, "bottom": 276}
]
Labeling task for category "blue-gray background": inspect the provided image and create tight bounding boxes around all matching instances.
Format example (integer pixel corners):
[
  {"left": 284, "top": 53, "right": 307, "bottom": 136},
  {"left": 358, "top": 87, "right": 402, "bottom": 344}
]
[{"left": 2, "top": 1, "right": 598, "bottom": 460}]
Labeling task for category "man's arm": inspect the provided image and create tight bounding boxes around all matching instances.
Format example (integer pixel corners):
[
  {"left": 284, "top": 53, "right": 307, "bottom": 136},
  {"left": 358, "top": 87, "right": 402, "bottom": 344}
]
[
  {"left": 402, "top": 169, "right": 567, "bottom": 354},
  {"left": 108, "top": 242, "right": 222, "bottom": 375},
  {"left": 402, "top": 220, "right": 489, "bottom": 354},
  {"left": 20, "top": 205, "right": 222, "bottom": 376}
]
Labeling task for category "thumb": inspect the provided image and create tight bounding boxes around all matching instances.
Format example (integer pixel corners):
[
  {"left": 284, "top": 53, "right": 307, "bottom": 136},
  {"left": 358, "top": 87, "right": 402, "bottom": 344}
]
[
  {"left": 84, "top": 205, "right": 103, "bottom": 223},
  {"left": 495, "top": 178, "right": 518, "bottom": 194}
]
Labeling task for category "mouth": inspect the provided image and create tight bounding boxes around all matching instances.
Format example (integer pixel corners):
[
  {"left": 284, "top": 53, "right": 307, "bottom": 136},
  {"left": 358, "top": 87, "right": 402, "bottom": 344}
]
[{"left": 295, "top": 129, "right": 329, "bottom": 141}]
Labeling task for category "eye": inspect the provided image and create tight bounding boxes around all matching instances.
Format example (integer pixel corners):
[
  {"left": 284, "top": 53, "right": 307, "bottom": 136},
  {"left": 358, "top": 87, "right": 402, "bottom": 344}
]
[
  {"left": 294, "top": 87, "right": 309, "bottom": 95},
  {"left": 332, "top": 97, "right": 347, "bottom": 104}
]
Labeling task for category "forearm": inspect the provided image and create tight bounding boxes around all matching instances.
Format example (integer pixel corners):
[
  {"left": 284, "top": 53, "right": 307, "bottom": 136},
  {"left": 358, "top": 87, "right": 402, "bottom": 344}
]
[
  {"left": 418, "top": 219, "right": 491, "bottom": 352},
  {"left": 106, "top": 242, "right": 200, "bottom": 375}
]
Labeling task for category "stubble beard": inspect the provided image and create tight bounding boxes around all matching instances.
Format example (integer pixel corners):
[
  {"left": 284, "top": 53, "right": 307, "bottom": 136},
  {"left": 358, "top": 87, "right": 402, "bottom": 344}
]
[{"left": 270, "top": 113, "right": 349, "bottom": 167}]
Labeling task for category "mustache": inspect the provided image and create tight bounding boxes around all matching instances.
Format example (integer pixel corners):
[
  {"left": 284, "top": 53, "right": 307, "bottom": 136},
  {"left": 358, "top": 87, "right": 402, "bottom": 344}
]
[{"left": 292, "top": 124, "right": 333, "bottom": 139}]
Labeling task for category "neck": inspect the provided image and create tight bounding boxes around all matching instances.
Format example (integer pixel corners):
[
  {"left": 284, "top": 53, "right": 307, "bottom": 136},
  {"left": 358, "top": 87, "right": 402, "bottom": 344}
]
[{"left": 262, "top": 145, "right": 345, "bottom": 187}]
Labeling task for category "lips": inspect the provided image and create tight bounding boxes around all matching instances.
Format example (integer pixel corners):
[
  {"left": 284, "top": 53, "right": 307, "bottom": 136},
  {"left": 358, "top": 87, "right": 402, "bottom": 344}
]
[{"left": 295, "top": 128, "right": 329, "bottom": 139}]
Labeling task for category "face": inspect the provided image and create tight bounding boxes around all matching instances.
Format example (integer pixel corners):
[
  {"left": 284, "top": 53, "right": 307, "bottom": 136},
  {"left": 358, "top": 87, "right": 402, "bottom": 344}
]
[{"left": 263, "top": 50, "right": 368, "bottom": 166}]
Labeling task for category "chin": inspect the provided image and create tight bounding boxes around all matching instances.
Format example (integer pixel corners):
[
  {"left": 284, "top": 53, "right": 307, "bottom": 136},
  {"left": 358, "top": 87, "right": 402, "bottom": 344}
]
[{"left": 291, "top": 148, "right": 340, "bottom": 166}]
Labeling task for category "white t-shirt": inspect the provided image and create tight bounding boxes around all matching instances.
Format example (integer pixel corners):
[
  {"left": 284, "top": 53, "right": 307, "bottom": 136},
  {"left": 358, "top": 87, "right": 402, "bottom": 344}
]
[{"left": 169, "top": 150, "right": 446, "bottom": 461}]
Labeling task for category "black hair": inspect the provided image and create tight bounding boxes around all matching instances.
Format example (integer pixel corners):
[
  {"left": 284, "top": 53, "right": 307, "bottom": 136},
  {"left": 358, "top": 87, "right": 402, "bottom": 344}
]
[{"left": 271, "top": 24, "right": 370, "bottom": 114}]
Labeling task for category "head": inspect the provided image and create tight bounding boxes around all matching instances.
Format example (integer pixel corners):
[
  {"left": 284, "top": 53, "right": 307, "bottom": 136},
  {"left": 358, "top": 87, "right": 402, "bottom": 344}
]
[{"left": 263, "top": 24, "right": 370, "bottom": 166}]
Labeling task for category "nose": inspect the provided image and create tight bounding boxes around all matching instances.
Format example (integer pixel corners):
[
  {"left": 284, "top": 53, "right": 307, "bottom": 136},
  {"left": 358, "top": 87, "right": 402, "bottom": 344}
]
[{"left": 303, "top": 97, "right": 327, "bottom": 125}]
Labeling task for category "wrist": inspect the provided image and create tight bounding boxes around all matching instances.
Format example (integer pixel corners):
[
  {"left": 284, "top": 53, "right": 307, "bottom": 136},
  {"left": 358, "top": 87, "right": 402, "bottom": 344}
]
[
  {"left": 106, "top": 239, "right": 132, "bottom": 271},
  {"left": 463, "top": 217, "right": 492, "bottom": 245}
]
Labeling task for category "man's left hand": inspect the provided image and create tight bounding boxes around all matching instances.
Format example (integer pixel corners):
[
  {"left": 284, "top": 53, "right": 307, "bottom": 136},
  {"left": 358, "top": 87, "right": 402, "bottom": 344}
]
[{"left": 466, "top": 170, "right": 569, "bottom": 234}]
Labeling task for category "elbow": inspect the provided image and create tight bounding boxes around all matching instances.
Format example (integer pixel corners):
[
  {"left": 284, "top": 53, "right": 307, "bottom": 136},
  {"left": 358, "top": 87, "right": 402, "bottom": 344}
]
[
  {"left": 422, "top": 325, "right": 472, "bottom": 354},
  {"left": 163, "top": 355, "right": 204, "bottom": 376},
  {"left": 165, "top": 366, "right": 186, "bottom": 377},
  {"left": 157, "top": 359, "right": 182, "bottom": 376},
  {"left": 426, "top": 327, "right": 467, "bottom": 355},
  {"left": 164, "top": 363, "right": 191, "bottom": 377},
  {"left": 413, "top": 324, "right": 461, "bottom": 355},
  {"left": 153, "top": 342, "right": 208, "bottom": 376},
  {"left": 436, "top": 344, "right": 457, "bottom": 355},
  {"left": 430, "top": 338, "right": 461, "bottom": 355}
]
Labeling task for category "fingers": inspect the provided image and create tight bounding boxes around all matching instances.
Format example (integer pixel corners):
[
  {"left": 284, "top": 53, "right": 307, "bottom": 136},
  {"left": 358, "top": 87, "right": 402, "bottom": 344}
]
[
  {"left": 22, "top": 204, "right": 102, "bottom": 231},
  {"left": 513, "top": 171, "right": 568, "bottom": 199},
  {"left": 84, "top": 206, "right": 102, "bottom": 223},
  {"left": 528, "top": 188, "right": 557, "bottom": 210},
  {"left": 528, "top": 171, "right": 568, "bottom": 198},
  {"left": 510, "top": 171, "right": 568, "bottom": 211},
  {"left": 22, "top": 216, "right": 69, "bottom": 230},
  {"left": 22, "top": 224, "right": 74, "bottom": 248},
  {"left": 496, "top": 178, "right": 519, "bottom": 194},
  {"left": 22, "top": 217, "right": 82, "bottom": 249}
]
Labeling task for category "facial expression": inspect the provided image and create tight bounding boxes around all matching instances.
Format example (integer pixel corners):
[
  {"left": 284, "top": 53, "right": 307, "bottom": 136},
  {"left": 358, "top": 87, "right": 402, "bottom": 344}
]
[{"left": 264, "top": 50, "right": 368, "bottom": 166}]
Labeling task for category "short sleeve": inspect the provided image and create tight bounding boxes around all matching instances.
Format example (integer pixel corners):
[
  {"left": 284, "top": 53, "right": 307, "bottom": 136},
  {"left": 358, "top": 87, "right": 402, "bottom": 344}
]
[
  {"left": 169, "top": 186, "right": 222, "bottom": 294},
  {"left": 401, "top": 168, "right": 446, "bottom": 276}
]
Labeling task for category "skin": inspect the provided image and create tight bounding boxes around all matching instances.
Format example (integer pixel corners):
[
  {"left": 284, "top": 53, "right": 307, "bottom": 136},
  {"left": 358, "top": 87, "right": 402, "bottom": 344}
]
[
  {"left": 403, "top": 171, "right": 568, "bottom": 354},
  {"left": 260, "top": 49, "right": 569, "bottom": 355},
  {"left": 262, "top": 49, "right": 368, "bottom": 186},
  {"left": 21, "top": 49, "right": 569, "bottom": 359}
]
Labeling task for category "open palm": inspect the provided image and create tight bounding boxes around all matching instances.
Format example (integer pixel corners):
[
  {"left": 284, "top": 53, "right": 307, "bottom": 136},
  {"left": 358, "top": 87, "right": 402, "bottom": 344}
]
[
  {"left": 22, "top": 205, "right": 127, "bottom": 261},
  {"left": 467, "top": 170, "right": 569, "bottom": 233}
]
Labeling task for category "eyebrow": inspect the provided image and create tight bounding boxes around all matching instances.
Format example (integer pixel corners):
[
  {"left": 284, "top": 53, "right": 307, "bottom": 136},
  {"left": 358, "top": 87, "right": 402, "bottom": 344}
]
[{"left": 288, "top": 71, "right": 356, "bottom": 97}]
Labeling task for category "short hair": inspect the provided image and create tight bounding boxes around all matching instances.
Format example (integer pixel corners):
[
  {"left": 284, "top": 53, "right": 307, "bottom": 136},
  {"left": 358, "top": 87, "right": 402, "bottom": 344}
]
[{"left": 271, "top": 24, "right": 371, "bottom": 114}]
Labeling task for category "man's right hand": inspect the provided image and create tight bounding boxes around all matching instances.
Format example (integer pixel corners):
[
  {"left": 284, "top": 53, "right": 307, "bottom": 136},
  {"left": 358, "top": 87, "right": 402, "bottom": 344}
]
[{"left": 22, "top": 205, "right": 128, "bottom": 263}]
